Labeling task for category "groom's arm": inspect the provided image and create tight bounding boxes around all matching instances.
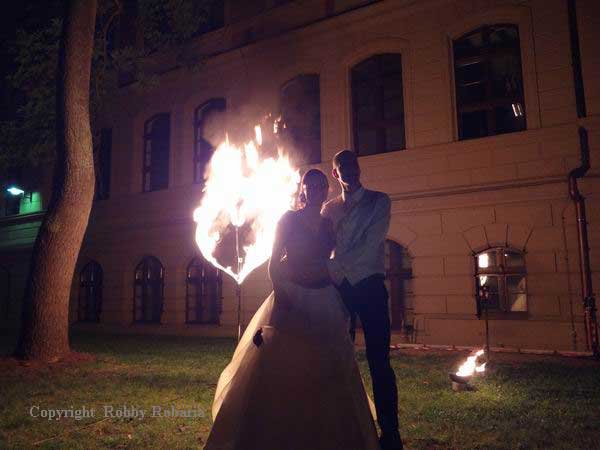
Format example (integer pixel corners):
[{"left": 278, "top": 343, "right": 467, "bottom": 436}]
[{"left": 327, "top": 194, "right": 391, "bottom": 285}]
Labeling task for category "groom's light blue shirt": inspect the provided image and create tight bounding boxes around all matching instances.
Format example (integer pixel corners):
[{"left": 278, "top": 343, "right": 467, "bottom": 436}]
[{"left": 321, "top": 186, "right": 391, "bottom": 287}]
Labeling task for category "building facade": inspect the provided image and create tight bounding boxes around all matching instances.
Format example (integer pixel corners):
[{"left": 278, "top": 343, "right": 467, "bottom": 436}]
[{"left": 3, "top": 0, "right": 599, "bottom": 352}]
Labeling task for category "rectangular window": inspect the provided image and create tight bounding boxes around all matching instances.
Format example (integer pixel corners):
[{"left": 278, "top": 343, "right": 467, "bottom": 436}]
[
  {"left": 453, "top": 25, "right": 526, "bottom": 140},
  {"left": 351, "top": 54, "right": 405, "bottom": 155},
  {"left": 279, "top": 75, "right": 321, "bottom": 165},
  {"left": 194, "top": 99, "right": 226, "bottom": 184},
  {"left": 95, "top": 128, "right": 112, "bottom": 200},
  {"left": 143, "top": 114, "right": 170, "bottom": 192},
  {"left": 476, "top": 248, "right": 527, "bottom": 314},
  {"left": 4, "top": 195, "right": 20, "bottom": 216}
]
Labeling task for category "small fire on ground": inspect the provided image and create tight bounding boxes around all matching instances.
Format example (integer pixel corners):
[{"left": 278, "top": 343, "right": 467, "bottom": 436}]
[{"left": 456, "top": 349, "right": 487, "bottom": 377}]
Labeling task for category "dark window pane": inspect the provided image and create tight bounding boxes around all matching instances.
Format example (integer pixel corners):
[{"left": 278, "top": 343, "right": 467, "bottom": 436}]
[
  {"left": 505, "top": 250, "right": 525, "bottom": 268},
  {"left": 479, "top": 275, "right": 500, "bottom": 309},
  {"left": 95, "top": 128, "right": 112, "bottom": 200},
  {"left": 356, "top": 129, "right": 378, "bottom": 156},
  {"left": 454, "top": 25, "right": 526, "bottom": 140},
  {"left": 494, "top": 105, "right": 526, "bottom": 134},
  {"left": 459, "top": 110, "right": 488, "bottom": 139},
  {"left": 133, "top": 256, "right": 164, "bottom": 323},
  {"left": 279, "top": 74, "right": 321, "bottom": 165},
  {"left": 143, "top": 114, "right": 170, "bottom": 191},
  {"left": 79, "top": 261, "right": 103, "bottom": 322},
  {"left": 195, "top": 0, "right": 225, "bottom": 35},
  {"left": 1, "top": 266, "right": 9, "bottom": 319},
  {"left": 186, "top": 257, "right": 221, "bottom": 324},
  {"left": 387, "top": 124, "right": 406, "bottom": 151},
  {"left": 195, "top": 99, "right": 226, "bottom": 183},
  {"left": 4, "top": 195, "right": 20, "bottom": 216},
  {"left": 351, "top": 54, "right": 405, "bottom": 155}
]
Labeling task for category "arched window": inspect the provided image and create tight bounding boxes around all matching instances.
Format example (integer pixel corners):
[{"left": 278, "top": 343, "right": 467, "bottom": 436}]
[
  {"left": 186, "top": 257, "right": 223, "bottom": 324},
  {"left": 385, "top": 240, "right": 413, "bottom": 333},
  {"left": 143, "top": 113, "right": 170, "bottom": 192},
  {"left": 351, "top": 54, "right": 405, "bottom": 155},
  {"left": 0, "top": 265, "right": 9, "bottom": 319},
  {"left": 453, "top": 24, "right": 526, "bottom": 140},
  {"left": 194, "top": 99, "right": 226, "bottom": 184},
  {"left": 279, "top": 74, "right": 321, "bottom": 165},
  {"left": 78, "top": 261, "right": 103, "bottom": 322},
  {"left": 475, "top": 248, "right": 527, "bottom": 313},
  {"left": 133, "top": 256, "right": 165, "bottom": 323}
]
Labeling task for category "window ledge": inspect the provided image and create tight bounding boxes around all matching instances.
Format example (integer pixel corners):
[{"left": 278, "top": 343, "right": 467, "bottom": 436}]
[{"left": 482, "top": 311, "right": 528, "bottom": 320}]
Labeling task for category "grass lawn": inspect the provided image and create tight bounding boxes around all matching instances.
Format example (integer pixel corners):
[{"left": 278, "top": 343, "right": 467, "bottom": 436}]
[{"left": 0, "top": 331, "right": 599, "bottom": 449}]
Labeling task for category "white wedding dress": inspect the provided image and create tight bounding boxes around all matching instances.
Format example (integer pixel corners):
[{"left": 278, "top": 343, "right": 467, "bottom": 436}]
[{"left": 204, "top": 213, "right": 380, "bottom": 450}]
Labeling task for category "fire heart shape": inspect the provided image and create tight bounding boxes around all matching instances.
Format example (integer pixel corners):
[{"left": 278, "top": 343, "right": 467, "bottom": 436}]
[{"left": 193, "top": 126, "right": 300, "bottom": 284}]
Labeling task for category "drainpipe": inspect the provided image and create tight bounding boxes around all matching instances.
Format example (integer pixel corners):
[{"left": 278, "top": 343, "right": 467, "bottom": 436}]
[
  {"left": 568, "top": 127, "right": 599, "bottom": 358},
  {"left": 567, "top": 0, "right": 587, "bottom": 118}
]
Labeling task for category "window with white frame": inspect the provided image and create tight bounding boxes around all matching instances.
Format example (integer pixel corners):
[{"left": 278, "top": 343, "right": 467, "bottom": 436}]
[{"left": 475, "top": 247, "right": 527, "bottom": 313}]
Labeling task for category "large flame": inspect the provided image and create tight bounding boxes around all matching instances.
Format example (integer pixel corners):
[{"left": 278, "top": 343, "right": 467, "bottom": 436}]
[
  {"left": 193, "top": 126, "right": 300, "bottom": 284},
  {"left": 456, "top": 349, "right": 487, "bottom": 377}
]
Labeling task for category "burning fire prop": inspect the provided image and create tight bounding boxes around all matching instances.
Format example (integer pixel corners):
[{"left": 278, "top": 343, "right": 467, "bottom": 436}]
[
  {"left": 193, "top": 125, "right": 300, "bottom": 338},
  {"left": 449, "top": 349, "right": 487, "bottom": 391}
]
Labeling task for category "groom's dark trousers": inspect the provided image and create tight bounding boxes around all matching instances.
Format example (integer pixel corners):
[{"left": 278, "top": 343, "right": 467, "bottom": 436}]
[{"left": 338, "top": 274, "right": 399, "bottom": 437}]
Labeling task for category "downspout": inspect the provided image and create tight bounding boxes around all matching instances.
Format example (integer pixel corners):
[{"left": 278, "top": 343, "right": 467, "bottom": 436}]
[
  {"left": 567, "top": 0, "right": 586, "bottom": 118},
  {"left": 568, "top": 127, "right": 599, "bottom": 358}
]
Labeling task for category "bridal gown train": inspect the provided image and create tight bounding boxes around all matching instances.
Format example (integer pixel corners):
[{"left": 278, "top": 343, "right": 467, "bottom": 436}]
[
  {"left": 204, "top": 210, "right": 380, "bottom": 450},
  {"left": 203, "top": 278, "right": 381, "bottom": 450}
]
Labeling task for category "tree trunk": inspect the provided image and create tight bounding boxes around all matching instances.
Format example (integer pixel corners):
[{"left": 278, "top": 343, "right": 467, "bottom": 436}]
[{"left": 15, "top": 0, "right": 98, "bottom": 361}]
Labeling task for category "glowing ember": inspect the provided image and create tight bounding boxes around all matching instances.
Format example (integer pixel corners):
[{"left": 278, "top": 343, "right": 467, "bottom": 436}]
[
  {"left": 193, "top": 126, "right": 300, "bottom": 284},
  {"left": 456, "top": 349, "right": 487, "bottom": 377}
]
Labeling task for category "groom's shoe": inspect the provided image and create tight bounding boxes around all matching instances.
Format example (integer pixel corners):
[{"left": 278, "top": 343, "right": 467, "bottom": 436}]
[{"left": 379, "top": 431, "right": 404, "bottom": 450}]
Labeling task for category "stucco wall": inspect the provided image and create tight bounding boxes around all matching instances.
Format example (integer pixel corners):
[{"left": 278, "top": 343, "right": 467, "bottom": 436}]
[{"left": 67, "top": 0, "right": 600, "bottom": 351}]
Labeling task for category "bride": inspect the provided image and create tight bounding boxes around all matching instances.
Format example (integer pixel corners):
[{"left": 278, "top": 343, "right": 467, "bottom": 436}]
[{"left": 203, "top": 169, "right": 381, "bottom": 450}]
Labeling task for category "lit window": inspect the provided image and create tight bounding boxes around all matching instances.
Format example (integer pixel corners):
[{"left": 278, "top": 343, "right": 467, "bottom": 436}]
[
  {"left": 351, "top": 54, "right": 405, "bottom": 155},
  {"left": 79, "top": 261, "right": 103, "bottom": 322},
  {"left": 453, "top": 24, "right": 526, "bottom": 140},
  {"left": 186, "top": 257, "right": 222, "bottom": 324},
  {"left": 476, "top": 248, "right": 527, "bottom": 313},
  {"left": 133, "top": 256, "right": 165, "bottom": 323},
  {"left": 143, "top": 114, "right": 170, "bottom": 192},
  {"left": 194, "top": 99, "right": 226, "bottom": 184}
]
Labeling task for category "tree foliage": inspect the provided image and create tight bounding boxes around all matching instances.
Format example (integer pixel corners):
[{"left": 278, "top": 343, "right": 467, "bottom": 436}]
[{"left": 0, "top": 0, "right": 214, "bottom": 174}]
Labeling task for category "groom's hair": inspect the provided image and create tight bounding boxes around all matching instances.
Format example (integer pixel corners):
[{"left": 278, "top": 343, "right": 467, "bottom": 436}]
[{"left": 333, "top": 149, "right": 358, "bottom": 167}]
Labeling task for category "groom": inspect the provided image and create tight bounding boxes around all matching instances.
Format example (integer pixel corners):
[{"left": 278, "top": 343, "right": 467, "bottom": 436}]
[{"left": 322, "top": 149, "right": 403, "bottom": 450}]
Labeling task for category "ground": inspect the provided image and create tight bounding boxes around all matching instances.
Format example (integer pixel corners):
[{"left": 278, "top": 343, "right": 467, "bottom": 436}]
[{"left": 0, "top": 331, "right": 599, "bottom": 449}]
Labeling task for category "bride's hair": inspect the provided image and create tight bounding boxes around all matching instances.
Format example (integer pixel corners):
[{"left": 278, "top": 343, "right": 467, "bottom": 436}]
[{"left": 298, "top": 169, "right": 329, "bottom": 205}]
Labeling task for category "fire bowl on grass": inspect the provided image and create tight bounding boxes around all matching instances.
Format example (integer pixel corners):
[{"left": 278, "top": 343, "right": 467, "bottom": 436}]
[
  {"left": 448, "top": 372, "right": 475, "bottom": 391},
  {"left": 449, "top": 349, "right": 487, "bottom": 391}
]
